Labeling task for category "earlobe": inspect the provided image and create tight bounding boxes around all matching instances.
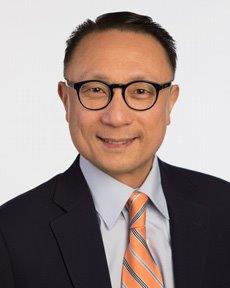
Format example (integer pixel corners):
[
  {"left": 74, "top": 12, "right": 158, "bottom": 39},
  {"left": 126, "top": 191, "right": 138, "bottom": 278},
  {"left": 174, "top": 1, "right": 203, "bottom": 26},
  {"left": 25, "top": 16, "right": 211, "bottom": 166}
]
[
  {"left": 58, "top": 81, "right": 67, "bottom": 105},
  {"left": 58, "top": 81, "right": 69, "bottom": 123},
  {"left": 166, "top": 85, "right": 179, "bottom": 125}
]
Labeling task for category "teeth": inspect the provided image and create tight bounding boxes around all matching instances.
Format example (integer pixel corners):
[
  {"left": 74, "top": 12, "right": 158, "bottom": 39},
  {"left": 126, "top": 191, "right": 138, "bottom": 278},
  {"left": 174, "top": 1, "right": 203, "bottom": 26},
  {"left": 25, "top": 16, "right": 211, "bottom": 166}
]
[
  {"left": 101, "top": 138, "right": 133, "bottom": 144},
  {"left": 104, "top": 139, "right": 130, "bottom": 144}
]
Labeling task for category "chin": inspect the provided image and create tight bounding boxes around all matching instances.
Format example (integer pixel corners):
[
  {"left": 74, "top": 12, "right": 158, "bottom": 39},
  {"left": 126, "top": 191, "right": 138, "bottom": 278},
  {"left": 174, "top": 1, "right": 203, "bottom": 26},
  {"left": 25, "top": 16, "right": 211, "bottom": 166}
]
[{"left": 96, "top": 157, "right": 140, "bottom": 174}]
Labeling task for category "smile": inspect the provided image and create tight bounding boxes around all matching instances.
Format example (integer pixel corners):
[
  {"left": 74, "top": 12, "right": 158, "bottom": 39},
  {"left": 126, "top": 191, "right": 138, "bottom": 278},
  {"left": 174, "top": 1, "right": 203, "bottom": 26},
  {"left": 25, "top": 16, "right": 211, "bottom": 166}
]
[{"left": 97, "top": 136, "right": 138, "bottom": 149}]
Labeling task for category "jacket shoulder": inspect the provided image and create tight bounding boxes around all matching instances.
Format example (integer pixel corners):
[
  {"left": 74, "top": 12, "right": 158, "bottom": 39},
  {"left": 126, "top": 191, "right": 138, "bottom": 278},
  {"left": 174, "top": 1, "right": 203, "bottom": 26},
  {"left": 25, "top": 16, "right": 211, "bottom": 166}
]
[
  {"left": 158, "top": 158, "right": 230, "bottom": 188},
  {"left": 158, "top": 158, "right": 230, "bottom": 205},
  {"left": 0, "top": 173, "right": 61, "bottom": 221}
]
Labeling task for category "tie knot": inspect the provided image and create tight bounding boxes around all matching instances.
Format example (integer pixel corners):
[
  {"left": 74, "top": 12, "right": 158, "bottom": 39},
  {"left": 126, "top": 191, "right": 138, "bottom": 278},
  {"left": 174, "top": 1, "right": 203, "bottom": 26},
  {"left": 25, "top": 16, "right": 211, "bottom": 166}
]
[{"left": 126, "top": 191, "right": 149, "bottom": 229}]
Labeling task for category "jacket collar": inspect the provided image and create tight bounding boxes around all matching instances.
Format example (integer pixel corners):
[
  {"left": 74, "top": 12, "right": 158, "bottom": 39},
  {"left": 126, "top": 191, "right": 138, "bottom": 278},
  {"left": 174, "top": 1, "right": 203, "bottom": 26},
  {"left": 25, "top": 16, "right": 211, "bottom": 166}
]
[
  {"left": 158, "top": 158, "right": 210, "bottom": 288},
  {"left": 50, "top": 154, "right": 210, "bottom": 288},
  {"left": 51, "top": 154, "right": 112, "bottom": 288}
]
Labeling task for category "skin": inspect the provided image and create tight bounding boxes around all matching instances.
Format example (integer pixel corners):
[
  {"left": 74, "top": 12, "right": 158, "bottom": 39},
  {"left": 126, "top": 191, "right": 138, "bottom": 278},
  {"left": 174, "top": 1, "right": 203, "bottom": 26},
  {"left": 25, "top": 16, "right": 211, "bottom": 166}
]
[{"left": 58, "top": 29, "right": 179, "bottom": 188}]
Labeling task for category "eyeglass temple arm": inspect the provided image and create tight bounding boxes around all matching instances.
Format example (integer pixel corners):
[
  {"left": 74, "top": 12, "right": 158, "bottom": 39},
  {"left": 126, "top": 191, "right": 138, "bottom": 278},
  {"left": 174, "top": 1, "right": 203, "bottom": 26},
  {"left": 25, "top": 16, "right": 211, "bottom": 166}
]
[
  {"left": 162, "top": 81, "right": 173, "bottom": 88},
  {"left": 65, "top": 79, "right": 75, "bottom": 88}
]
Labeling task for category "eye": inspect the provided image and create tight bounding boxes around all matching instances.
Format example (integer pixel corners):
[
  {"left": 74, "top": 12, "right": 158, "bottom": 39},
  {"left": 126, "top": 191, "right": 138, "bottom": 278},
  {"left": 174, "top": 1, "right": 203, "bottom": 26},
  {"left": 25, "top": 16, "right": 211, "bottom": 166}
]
[
  {"left": 91, "top": 87, "right": 105, "bottom": 93},
  {"left": 135, "top": 89, "right": 149, "bottom": 94}
]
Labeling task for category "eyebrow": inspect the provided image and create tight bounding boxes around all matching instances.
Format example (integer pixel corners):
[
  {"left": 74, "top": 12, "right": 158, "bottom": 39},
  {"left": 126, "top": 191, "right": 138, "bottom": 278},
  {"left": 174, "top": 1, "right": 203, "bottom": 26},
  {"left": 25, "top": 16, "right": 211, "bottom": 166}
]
[{"left": 77, "top": 72, "right": 156, "bottom": 83}]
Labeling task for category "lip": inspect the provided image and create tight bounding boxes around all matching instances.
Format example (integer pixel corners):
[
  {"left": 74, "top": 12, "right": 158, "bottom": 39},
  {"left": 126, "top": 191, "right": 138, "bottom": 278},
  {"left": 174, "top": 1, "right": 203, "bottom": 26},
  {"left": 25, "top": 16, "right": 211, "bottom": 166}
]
[
  {"left": 97, "top": 136, "right": 138, "bottom": 149},
  {"left": 97, "top": 136, "right": 137, "bottom": 142}
]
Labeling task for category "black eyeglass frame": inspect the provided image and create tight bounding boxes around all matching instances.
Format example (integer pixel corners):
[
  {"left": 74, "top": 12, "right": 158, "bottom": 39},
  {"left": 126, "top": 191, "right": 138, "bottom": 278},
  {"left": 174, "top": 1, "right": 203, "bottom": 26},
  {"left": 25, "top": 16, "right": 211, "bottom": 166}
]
[{"left": 65, "top": 79, "right": 173, "bottom": 111}]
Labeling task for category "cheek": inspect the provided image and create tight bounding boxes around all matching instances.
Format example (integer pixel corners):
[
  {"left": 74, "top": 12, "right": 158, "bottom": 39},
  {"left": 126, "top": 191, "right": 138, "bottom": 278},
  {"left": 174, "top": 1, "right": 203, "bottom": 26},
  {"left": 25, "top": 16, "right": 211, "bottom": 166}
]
[
  {"left": 68, "top": 106, "right": 97, "bottom": 145},
  {"left": 142, "top": 106, "right": 167, "bottom": 145}
]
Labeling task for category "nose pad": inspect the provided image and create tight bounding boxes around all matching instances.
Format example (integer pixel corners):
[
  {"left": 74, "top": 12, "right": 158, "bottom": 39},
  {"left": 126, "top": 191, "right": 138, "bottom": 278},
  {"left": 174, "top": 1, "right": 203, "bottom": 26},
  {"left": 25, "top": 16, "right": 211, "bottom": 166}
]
[
  {"left": 100, "top": 87, "right": 133, "bottom": 126},
  {"left": 108, "top": 87, "right": 126, "bottom": 108}
]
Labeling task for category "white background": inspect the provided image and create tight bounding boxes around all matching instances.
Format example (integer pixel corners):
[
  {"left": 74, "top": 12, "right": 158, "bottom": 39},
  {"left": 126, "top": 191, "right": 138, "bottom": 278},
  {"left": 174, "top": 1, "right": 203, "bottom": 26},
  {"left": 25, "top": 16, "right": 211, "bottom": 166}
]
[{"left": 0, "top": 0, "right": 229, "bottom": 205}]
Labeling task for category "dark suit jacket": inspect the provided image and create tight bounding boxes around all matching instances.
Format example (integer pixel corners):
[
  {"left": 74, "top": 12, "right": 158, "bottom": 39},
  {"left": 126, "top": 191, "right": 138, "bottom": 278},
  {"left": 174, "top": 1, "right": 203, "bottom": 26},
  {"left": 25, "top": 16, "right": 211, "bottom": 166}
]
[{"left": 0, "top": 154, "right": 230, "bottom": 288}]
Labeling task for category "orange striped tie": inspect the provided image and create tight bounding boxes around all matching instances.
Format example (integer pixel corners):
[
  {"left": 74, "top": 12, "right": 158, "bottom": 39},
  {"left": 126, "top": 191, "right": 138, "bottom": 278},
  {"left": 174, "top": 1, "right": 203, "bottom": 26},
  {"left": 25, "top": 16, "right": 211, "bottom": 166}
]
[{"left": 121, "top": 191, "right": 164, "bottom": 288}]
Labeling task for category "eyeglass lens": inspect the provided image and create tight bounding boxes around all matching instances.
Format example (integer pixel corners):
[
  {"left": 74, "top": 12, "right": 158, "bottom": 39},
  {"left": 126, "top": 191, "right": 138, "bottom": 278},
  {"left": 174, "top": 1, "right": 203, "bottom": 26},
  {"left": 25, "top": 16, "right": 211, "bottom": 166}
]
[{"left": 78, "top": 81, "right": 157, "bottom": 110}]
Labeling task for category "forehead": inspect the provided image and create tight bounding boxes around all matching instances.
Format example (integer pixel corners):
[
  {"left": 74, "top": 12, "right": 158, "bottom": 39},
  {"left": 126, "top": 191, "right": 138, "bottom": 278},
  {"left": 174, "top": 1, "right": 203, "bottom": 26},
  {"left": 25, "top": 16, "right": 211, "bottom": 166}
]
[{"left": 66, "top": 30, "right": 172, "bottom": 82}]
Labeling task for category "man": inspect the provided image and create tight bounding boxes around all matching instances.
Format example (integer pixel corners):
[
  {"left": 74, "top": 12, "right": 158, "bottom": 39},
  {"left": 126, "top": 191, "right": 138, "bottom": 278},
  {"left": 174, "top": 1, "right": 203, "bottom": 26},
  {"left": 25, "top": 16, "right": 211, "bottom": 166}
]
[{"left": 0, "top": 11, "right": 229, "bottom": 288}]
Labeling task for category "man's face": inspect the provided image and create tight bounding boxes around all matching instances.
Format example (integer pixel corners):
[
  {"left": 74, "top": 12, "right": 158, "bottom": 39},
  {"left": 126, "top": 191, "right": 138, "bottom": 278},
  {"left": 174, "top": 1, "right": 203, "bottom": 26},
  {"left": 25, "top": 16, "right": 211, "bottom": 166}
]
[{"left": 58, "top": 30, "right": 179, "bottom": 187}]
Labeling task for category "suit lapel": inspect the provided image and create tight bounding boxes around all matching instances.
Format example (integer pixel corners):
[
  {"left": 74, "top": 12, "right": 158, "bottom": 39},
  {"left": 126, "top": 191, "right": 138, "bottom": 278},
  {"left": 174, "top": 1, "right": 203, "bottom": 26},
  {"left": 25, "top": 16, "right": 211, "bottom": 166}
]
[
  {"left": 50, "top": 154, "right": 112, "bottom": 288},
  {"left": 158, "top": 158, "right": 210, "bottom": 288},
  {"left": 50, "top": 154, "right": 210, "bottom": 288}
]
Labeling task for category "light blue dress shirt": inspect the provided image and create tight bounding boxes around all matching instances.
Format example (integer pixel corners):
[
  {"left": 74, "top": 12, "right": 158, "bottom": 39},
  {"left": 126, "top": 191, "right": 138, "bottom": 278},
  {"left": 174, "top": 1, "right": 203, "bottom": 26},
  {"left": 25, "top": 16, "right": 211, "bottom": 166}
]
[{"left": 79, "top": 154, "right": 175, "bottom": 288}]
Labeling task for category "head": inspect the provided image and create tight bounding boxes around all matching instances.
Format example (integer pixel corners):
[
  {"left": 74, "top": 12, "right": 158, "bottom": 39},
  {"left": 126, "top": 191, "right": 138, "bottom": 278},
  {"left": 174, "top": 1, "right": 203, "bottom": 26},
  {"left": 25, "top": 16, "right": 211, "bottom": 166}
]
[{"left": 58, "top": 11, "right": 179, "bottom": 188}]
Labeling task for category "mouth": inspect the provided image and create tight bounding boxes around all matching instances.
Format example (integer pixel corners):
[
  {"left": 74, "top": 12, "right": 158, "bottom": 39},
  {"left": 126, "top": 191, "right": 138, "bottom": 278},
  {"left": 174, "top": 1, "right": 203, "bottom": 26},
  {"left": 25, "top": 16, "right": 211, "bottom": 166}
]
[{"left": 97, "top": 136, "right": 138, "bottom": 149}]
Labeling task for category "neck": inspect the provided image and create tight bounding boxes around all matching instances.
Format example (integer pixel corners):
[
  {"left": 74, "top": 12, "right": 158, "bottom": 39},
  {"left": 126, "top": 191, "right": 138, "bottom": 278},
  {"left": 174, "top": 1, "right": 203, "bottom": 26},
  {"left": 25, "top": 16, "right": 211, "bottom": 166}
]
[{"left": 107, "top": 156, "right": 154, "bottom": 189}]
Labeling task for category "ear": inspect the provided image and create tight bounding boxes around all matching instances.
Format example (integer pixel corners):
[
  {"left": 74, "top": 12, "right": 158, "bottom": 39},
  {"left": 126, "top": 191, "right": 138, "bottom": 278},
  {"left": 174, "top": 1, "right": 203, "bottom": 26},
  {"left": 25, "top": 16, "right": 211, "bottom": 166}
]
[
  {"left": 166, "top": 85, "right": 179, "bottom": 125},
  {"left": 58, "top": 81, "right": 69, "bottom": 123}
]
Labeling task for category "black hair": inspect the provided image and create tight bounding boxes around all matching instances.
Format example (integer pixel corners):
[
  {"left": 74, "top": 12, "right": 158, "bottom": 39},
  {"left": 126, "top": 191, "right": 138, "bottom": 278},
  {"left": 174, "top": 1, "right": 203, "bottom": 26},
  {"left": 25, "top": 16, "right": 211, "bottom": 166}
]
[{"left": 64, "top": 11, "right": 177, "bottom": 76}]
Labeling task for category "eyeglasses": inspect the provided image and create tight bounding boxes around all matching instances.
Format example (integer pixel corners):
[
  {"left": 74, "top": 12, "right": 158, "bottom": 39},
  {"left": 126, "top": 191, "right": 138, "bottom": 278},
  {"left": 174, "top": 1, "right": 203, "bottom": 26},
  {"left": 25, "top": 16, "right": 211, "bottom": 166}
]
[{"left": 65, "top": 78, "right": 172, "bottom": 111}]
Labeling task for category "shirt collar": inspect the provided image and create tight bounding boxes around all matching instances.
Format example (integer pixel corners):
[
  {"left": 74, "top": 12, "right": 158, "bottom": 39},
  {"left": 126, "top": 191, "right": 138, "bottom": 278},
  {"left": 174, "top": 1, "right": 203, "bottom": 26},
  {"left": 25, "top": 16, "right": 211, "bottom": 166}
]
[{"left": 79, "top": 154, "right": 169, "bottom": 230}]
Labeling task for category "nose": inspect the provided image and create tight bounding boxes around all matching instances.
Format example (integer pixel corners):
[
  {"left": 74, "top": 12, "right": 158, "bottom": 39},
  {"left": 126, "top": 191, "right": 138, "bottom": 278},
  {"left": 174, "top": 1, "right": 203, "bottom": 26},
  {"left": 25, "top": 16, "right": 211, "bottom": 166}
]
[{"left": 100, "top": 87, "right": 133, "bottom": 127}]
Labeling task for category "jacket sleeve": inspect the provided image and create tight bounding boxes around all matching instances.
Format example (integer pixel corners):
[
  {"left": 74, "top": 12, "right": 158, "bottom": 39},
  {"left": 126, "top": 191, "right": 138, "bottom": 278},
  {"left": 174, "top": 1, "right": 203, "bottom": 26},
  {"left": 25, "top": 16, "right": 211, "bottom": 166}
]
[{"left": 0, "top": 227, "right": 15, "bottom": 288}]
